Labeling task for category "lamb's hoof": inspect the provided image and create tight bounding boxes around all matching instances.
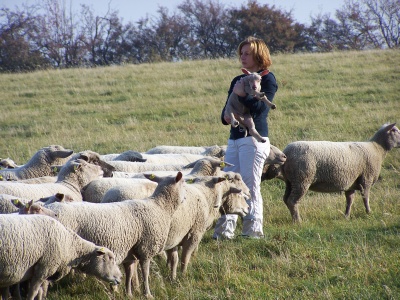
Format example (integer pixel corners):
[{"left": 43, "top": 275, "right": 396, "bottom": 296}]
[
  {"left": 260, "top": 139, "right": 267, "bottom": 143},
  {"left": 232, "top": 121, "right": 239, "bottom": 127},
  {"left": 271, "top": 104, "right": 276, "bottom": 109}
]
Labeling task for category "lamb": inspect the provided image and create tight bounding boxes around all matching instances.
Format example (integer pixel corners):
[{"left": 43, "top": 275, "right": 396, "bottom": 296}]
[
  {"left": 83, "top": 178, "right": 158, "bottom": 203},
  {"left": 277, "top": 123, "right": 400, "bottom": 222},
  {"left": 224, "top": 68, "right": 276, "bottom": 143},
  {"left": 44, "top": 172, "right": 185, "bottom": 298},
  {"left": 0, "top": 159, "right": 103, "bottom": 201},
  {"left": 145, "top": 145, "right": 226, "bottom": 158},
  {"left": 0, "top": 214, "right": 122, "bottom": 300},
  {"left": 0, "top": 145, "right": 73, "bottom": 181}
]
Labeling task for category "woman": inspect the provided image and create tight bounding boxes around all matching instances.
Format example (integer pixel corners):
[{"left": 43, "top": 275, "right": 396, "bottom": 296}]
[{"left": 213, "top": 36, "right": 278, "bottom": 239}]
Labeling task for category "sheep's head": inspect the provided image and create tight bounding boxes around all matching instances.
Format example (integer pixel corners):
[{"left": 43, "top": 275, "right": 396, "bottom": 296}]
[{"left": 241, "top": 68, "right": 269, "bottom": 93}]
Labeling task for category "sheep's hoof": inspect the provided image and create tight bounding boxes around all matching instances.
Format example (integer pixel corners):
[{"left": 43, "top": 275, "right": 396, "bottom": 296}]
[
  {"left": 271, "top": 104, "right": 276, "bottom": 109},
  {"left": 232, "top": 121, "right": 239, "bottom": 127}
]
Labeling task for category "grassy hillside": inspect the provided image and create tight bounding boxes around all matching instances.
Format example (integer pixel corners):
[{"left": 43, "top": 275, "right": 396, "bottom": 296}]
[{"left": 1, "top": 49, "right": 400, "bottom": 299}]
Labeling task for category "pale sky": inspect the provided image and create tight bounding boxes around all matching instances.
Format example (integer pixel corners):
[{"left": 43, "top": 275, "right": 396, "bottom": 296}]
[{"left": 1, "top": 0, "right": 344, "bottom": 25}]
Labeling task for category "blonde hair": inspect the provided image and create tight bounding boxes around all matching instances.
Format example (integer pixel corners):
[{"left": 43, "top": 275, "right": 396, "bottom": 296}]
[{"left": 237, "top": 37, "right": 272, "bottom": 69}]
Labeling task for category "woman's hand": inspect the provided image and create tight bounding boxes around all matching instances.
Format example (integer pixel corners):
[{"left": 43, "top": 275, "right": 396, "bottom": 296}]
[{"left": 233, "top": 79, "right": 246, "bottom": 97}]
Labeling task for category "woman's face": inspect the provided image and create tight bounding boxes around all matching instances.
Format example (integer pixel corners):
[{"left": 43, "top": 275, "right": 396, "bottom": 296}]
[{"left": 240, "top": 44, "right": 258, "bottom": 72}]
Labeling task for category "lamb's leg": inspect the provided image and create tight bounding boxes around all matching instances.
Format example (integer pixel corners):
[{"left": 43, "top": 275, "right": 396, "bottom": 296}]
[
  {"left": 345, "top": 190, "right": 356, "bottom": 218},
  {"left": 256, "top": 92, "right": 276, "bottom": 109},
  {"left": 242, "top": 115, "right": 266, "bottom": 143}
]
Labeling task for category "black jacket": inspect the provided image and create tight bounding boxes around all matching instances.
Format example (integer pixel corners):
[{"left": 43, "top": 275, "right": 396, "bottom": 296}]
[{"left": 221, "top": 70, "right": 278, "bottom": 140}]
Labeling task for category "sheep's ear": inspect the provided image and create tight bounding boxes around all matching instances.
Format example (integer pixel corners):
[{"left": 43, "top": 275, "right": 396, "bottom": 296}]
[
  {"left": 229, "top": 187, "right": 242, "bottom": 194},
  {"left": 96, "top": 247, "right": 106, "bottom": 255},
  {"left": 213, "top": 176, "right": 226, "bottom": 184},
  {"left": 241, "top": 68, "right": 251, "bottom": 75},
  {"left": 175, "top": 171, "right": 183, "bottom": 182},
  {"left": 384, "top": 123, "right": 396, "bottom": 131},
  {"left": 259, "top": 70, "right": 269, "bottom": 77},
  {"left": 11, "top": 199, "right": 23, "bottom": 208},
  {"left": 55, "top": 193, "right": 65, "bottom": 201}
]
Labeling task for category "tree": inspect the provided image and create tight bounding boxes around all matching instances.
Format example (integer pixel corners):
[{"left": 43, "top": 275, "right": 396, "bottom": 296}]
[{"left": 228, "top": 0, "right": 309, "bottom": 53}]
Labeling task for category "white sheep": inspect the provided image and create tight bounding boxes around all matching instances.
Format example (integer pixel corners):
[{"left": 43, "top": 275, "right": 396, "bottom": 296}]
[
  {"left": 82, "top": 178, "right": 157, "bottom": 203},
  {"left": 0, "top": 159, "right": 103, "bottom": 201},
  {"left": 0, "top": 214, "right": 122, "bottom": 300},
  {"left": 44, "top": 172, "right": 186, "bottom": 298},
  {"left": 100, "top": 150, "right": 146, "bottom": 162},
  {"left": 68, "top": 150, "right": 116, "bottom": 178},
  {"left": 164, "top": 172, "right": 250, "bottom": 281},
  {"left": 145, "top": 145, "right": 226, "bottom": 158},
  {"left": 0, "top": 145, "right": 73, "bottom": 181},
  {"left": 0, "top": 158, "right": 19, "bottom": 169},
  {"left": 100, "top": 157, "right": 231, "bottom": 203},
  {"left": 261, "top": 144, "right": 287, "bottom": 181},
  {"left": 108, "top": 160, "right": 185, "bottom": 173},
  {"left": 278, "top": 123, "right": 400, "bottom": 222},
  {"left": 11, "top": 198, "right": 58, "bottom": 218},
  {"left": 224, "top": 68, "right": 276, "bottom": 143}
]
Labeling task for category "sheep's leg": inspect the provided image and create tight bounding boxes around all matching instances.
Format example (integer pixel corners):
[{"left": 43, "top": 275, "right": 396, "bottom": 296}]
[
  {"left": 360, "top": 186, "right": 371, "bottom": 214},
  {"left": 140, "top": 258, "right": 154, "bottom": 299},
  {"left": 1, "top": 287, "right": 9, "bottom": 300},
  {"left": 11, "top": 283, "right": 22, "bottom": 300},
  {"left": 166, "top": 248, "right": 179, "bottom": 280},
  {"left": 345, "top": 190, "right": 356, "bottom": 218},
  {"left": 123, "top": 260, "right": 140, "bottom": 296},
  {"left": 180, "top": 236, "right": 202, "bottom": 275},
  {"left": 26, "top": 279, "right": 44, "bottom": 300},
  {"left": 285, "top": 183, "right": 308, "bottom": 223}
]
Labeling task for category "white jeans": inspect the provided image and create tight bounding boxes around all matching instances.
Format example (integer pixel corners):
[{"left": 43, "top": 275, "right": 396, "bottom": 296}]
[{"left": 213, "top": 136, "right": 270, "bottom": 239}]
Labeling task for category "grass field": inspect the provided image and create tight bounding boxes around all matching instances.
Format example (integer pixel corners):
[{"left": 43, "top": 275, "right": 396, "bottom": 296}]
[{"left": 1, "top": 49, "right": 400, "bottom": 299}]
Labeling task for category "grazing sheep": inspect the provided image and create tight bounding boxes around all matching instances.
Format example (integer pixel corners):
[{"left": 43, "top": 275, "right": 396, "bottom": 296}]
[
  {"left": 11, "top": 199, "right": 58, "bottom": 218},
  {"left": 0, "top": 159, "right": 103, "bottom": 201},
  {"left": 101, "top": 157, "right": 232, "bottom": 203},
  {"left": 108, "top": 160, "right": 185, "bottom": 173},
  {"left": 0, "top": 214, "right": 122, "bottom": 300},
  {"left": 82, "top": 178, "right": 157, "bottom": 203},
  {"left": 164, "top": 172, "right": 250, "bottom": 280},
  {"left": 69, "top": 150, "right": 116, "bottom": 177},
  {"left": 45, "top": 172, "right": 186, "bottom": 298},
  {"left": 224, "top": 68, "right": 276, "bottom": 143},
  {"left": 279, "top": 123, "right": 400, "bottom": 222},
  {"left": 261, "top": 144, "right": 287, "bottom": 181},
  {"left": 0, "top": 158, "right": 19, "bottom": 169},
  {"left": 146, "top": 145, "right": 226, "bottom": 158},
  {"left": 100, "top": 150, "right": 147, "bottom": 162},
  {"left": 0, "top": 145, "right": 73, "bottom": 181}
]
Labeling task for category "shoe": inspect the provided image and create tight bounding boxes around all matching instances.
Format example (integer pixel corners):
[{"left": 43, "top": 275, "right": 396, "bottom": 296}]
[
  {"left": 240, "top": 234, "right": 264, "bottom": 239},
  {"left": 212, "top": 234, "right": 234, "bottom": 240}
]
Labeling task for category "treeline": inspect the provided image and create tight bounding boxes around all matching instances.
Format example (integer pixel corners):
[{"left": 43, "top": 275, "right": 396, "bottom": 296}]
[{"left": 0, "top": 0, "right": 399, "bottom": 72}]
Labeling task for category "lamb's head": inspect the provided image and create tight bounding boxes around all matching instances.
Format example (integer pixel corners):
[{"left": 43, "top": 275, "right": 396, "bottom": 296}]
[{"left": 241, "top": 68, "right": 269, "bottom": 93}]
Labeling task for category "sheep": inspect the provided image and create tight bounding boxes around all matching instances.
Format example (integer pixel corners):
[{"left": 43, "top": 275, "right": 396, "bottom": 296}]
[
  {"left": 69, "top": 150, "right": 116, "bottom": 177},
  {"left": 261, "top": 144, "right": 287, "bottom": 181},
  {"left": 100, "top": 157, "right": 232, "bottom": 203},
  {"left": 100, "top": 150, "right": 147, "bottom": 162},
  {"left": 164, "top": 172, "right": 250, "bottom": 281},
  {"left": 44, "top": 172, "right": 185, "bottom": 298},
  {"left": 108, "top": 160, "right": 185, "bottom": 173},
  {"left": 0, "top": 159, "right": 104, "bottom": 201},
  {"left": 145, "top": 145, "right": 226, "bottom": 158},
  {"left": 0, "top": 214, "right": 122, "bottom": 300},
  {"left": 11, "top": 199, "right": 58, "bottom": 218},
  {"left": 82, "top": 178, "right": 157, "bottom": 203},
  {"left": 0, "top": 158, "right": 19, "bottom": 169},
  {"left": 224, "top": 68, "right": 276, "bottom": 143},
  {"left": 277, "top": 123, "right": 400, "bottom": 222},
  {"left": 0, "top": 145, "right": 73, "bottom": 181}
]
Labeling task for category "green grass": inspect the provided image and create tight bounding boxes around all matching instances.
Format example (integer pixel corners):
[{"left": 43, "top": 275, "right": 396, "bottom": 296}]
[{"left": 1, "top": 49, "right": 400, "bottom": 299}]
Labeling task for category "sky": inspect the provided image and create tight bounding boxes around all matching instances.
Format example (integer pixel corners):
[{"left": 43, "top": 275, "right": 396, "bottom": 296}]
[{"left": 2, "top": 0, "right": 345, "bottom": 25}]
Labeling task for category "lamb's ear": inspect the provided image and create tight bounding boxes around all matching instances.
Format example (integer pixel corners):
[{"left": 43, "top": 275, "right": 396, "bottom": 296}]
[
  {"left": 241, "top": 68, "right": 251, "bottom": 75},
  {"left": 259, "top": 70, "right": 269, "bottom": 77},
  {"left": 11, "top": 199, "right": 24, "bottom": 208}
]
